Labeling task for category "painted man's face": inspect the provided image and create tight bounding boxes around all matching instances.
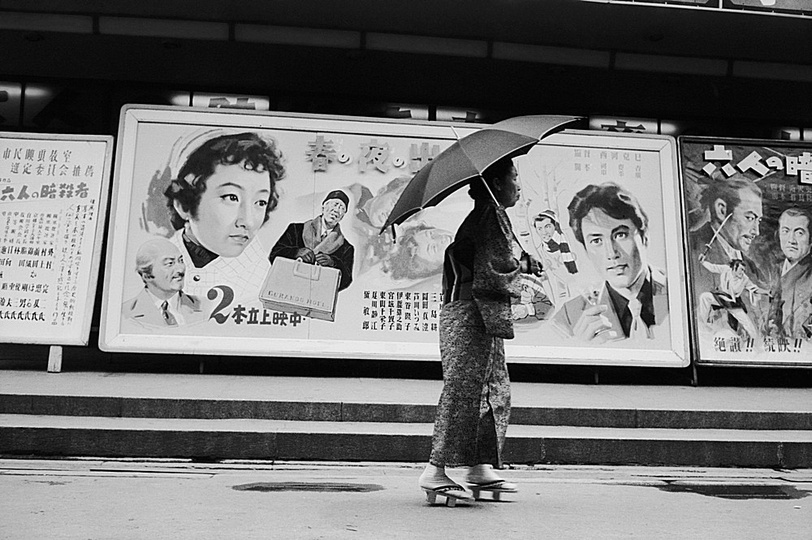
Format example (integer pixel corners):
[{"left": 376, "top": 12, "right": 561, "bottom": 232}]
[
  {"left": 177, "top": 162, "right": 271, "bottom": 258},
  {"left": 721, "top": 187, "right": 762, "bottom": 255},
  {"left": 322, "top": 198, "right": 347, "bottom": 228},
  {"left": 535, "top": 218, "right": 555, "bottom": 243},
  {"left": 779, "top": 213, "right": 811, "bottom": 264},
  {"left": 581, "top": 208, "right": 647, "bottom": 290},
  {"left": 149, "top": 242, "right": 186, "bottom": 294}
]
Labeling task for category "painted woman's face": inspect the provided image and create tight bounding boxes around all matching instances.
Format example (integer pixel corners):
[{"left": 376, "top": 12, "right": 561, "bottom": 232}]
[
  {"left": 176, "top": 162, "right": 271, "bottom": 258},
  {"left": 411, "top": 228, "right": 454, "bottom": 268},
  {"left": 367, "top": 184, "right": 408, "bottom": 228}
]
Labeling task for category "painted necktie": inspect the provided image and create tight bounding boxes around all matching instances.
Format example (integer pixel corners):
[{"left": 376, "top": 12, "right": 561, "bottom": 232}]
[
  {"left": 627, "top": 298, "right": 647, "bottom": 340},
  {"left": 161, "top": 300, "right": 178, "bottom": 326}
]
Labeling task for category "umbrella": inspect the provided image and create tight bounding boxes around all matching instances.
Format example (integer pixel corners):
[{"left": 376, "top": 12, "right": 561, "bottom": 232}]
[{"left": 380, "top": 114, "right": 581, "bottom": 233}]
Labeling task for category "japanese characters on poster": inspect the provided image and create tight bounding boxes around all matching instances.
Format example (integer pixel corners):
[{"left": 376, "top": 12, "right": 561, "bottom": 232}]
[
  {"left": 0, "top": 132, "right": 113, "bottom": 345},
  {"left": 101, "top": 106, "right": 688, "bottom": 367},
  {"left": 680, "top": 137, "right": 812, "bottom": 366}
]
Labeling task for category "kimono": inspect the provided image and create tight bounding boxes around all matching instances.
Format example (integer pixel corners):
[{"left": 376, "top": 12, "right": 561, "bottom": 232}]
[{"left": 429, "top": 199, "right": 522, "bottom": 468}]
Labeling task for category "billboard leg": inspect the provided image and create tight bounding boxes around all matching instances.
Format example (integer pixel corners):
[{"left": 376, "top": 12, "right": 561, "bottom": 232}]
[{"left": 47, "top": 346, "right": 62, "bottom": 373}]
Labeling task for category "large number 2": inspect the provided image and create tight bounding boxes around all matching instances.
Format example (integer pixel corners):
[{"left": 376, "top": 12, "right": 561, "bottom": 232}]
[{"left": 207, "top": 285, "right": 234, "bottom": 324}]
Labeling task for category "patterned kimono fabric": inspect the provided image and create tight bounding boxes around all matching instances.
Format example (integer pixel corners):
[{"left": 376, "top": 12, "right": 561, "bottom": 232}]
[{"left": 429, "top": 199, "right": 521, "bottom": 468}]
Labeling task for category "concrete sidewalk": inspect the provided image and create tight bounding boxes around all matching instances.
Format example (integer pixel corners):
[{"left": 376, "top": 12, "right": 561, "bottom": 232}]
[{"left": 1, "top": 459, "right": 810, "bottom": 539}]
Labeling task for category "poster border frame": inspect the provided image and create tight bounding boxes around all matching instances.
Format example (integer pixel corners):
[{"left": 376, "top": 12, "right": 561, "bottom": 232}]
[
  {"left": 98, "top": 104, "right": 480, "bottom": 360},
  {"left": 99, "top": 105, "right": 689, "bottom": 368},
  {"left": 678, "top": 134, "right": 812, "bottom": 369},
  {"left": 508, "top": 129, "right": 690, "bottom": 368},
  {"left": 0, "top": 130, "right": 114, "bottom": 346}
]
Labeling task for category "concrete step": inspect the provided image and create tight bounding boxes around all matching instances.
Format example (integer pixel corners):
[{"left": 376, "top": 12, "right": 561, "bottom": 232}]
[
  {"left": 1, "top": 414, "right": 811, "bottom": 468},
  {"left": 1, "top": 370, "right": 811, "bottom": 467},
  {"left": 3, "top": 393, "right": 812, "bottom": 431},
  {"left": 2, "top": 371, "right": 811, "bottom": 431}
]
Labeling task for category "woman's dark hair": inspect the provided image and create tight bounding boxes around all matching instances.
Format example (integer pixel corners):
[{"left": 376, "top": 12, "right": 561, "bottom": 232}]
[
  {"left": 164, "top": 132, "right": 285, "bottom": 230},
  {"left": 468, "top": 157, "right": 514, "bottom": 202},
  {"left": 568, "top": 182, "right": 648, "bottom": 246}
]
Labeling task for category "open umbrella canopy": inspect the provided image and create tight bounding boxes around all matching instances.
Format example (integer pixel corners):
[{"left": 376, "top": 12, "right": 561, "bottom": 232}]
[{"left": 380, "top": 114, "right": 581, "bottom": 232}]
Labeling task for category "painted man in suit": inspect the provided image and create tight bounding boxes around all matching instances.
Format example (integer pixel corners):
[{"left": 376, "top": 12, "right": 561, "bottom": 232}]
[
  {"left": 552, "top": 183, "right": 668, "bottom": 343},
  {"left": 767, "top": 207, "right": 812, "bottom": 340},
  {"left": 122, "top": 237, "right": 206, "bottom": 327},
  {"left": 269, "top": 189, "right": 355, "bottom": 292}
]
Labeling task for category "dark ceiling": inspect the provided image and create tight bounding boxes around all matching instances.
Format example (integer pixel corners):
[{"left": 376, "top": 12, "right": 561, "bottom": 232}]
[
  {"left": 2, "top": 0, "right": 810, "bottom": 63},
  {"left": 0, "top": 1, "right": 811, "bottom": 131}
]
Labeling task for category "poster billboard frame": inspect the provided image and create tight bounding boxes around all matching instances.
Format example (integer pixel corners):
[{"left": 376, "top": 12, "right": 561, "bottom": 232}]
[
  {"left": 0, "top": 131, "right": 114, "bottom": 346},
  {"left": 508, "top": 130, "right": 689, "bottom": 368},
  {"left": 99, "top": 105, "right": 480, "bottom": 360},
  {"left": 99, "top": 105, "right": 689, "bottom": 368},
  {"left": 679, "top": 135, "right": 812, "bottom": 368}
]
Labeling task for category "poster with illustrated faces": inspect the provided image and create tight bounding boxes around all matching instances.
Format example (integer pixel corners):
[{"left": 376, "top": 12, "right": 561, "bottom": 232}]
[
  {"left": 100, "top": 106, "right": 477, "bottom": 359},
  {"left": 506, "top": 131, "right": 688, "bottom": 367},
  {"left": 100, "top": 106, "right": 689, "bottom": 367},
  {"left": 679, "top": 136, "right": 812, "bottom": 367}
]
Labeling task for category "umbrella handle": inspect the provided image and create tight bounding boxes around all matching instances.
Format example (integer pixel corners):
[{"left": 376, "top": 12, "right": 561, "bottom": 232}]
[{"left": 479, "top": 175, "right": 500, "bottom": 206}]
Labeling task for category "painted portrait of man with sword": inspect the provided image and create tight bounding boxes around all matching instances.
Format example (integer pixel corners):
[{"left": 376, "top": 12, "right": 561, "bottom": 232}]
[{"left": 688, "top": 172, "right": 769, "bottom": 341}]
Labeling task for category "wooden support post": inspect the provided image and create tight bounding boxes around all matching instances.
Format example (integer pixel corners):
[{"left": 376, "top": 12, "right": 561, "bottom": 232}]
[
  {"left": 199, "top": 359, "right": 205, "bottom": 374},
  {"left": 47, "top": 345, "right": 63, "bottom": 373}
]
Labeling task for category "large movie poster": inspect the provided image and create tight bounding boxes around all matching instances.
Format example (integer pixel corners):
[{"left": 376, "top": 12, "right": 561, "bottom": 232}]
[
  {"left": 680, "top": 136, "right": 812, "bottom": 367},
  {"left": 0, "top": 132, "right": 113, "bottom": 345},
  {"left": 507, "top": 132, "right": 688, "bottom": 367},
  {"left": 101, "top": 106, "right": 688, "bottom": 367}
]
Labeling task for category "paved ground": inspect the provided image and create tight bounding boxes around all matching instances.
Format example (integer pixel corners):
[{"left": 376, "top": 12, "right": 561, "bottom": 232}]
[{"left": 1, "top": 459, "right": 810, "bottom": 539}]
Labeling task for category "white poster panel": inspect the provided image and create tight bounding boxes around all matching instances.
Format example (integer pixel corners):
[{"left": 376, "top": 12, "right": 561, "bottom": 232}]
[
  {"left": 0, "top": 132, "right": 113, "bottom": 345},
  {"left": 507, "top": 131, "right": 688, "bottom": 367},
  {"left": 100, "top": 106, "right": 688, "bottom": 367},
  {"left": 680, "top": 136, "right": 812, "bottom": 367}
]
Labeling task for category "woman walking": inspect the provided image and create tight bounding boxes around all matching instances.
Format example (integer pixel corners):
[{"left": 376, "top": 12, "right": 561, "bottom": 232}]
[{"left": 418, "top": 157, "right": 541, "bottom": 505}]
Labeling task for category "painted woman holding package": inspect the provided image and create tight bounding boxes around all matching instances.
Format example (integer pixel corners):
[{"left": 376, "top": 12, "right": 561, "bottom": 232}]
[{"left": 419, "top": 157, "right": 542, "bottom": 505}]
